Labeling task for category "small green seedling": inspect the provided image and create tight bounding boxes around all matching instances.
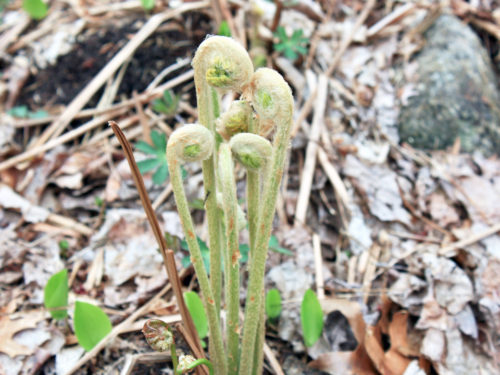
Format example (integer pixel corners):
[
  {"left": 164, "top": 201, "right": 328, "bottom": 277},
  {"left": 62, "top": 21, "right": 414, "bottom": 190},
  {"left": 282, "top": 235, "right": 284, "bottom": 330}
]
[
  {"left": 273, "top": 26, "right": 309, "bottom": 60},
  {"left": 265, "top": 288, "right": 282, "bottom": 320},
  {"left": 268, "top": 234, "right": 293, "bottom": 256},
  {"left": 135, "top": 130, "right": 169, "bottom": 185},
  {"left": 181, "top": 236, "right": 210, "bottom": 273},
  {"left": 74, "top": 301, "right": 112, "bottom": 351},
  {"left": 7, "top": 105, "right": 48, "bottom": 119},
  {"left": 239, "top": 235, "right": 293, "bottom": 263},
  {"left": 141, "top": 0, "right": 155, "bottom": 11},
  {"left": 184, "top": 291, "right": 208, "bottom": 347},
  {"left": 58, "top": 239, "right": 69, "bottom": 251},
  {"left": 44, "top": 270, "right": 112, "bottom": 351},
  {"left": 300, "top": 289, "right": 324, "bottom": 347},
  {"left": 44, "top": 269, "right": 68, "bottom": 320},
  {"left": 152, "top": 90, "right": 179, "bottom": 117},
  {"left": 58, "top": 239, "right": 69, "bottom": 259},
  {"left": 218, "top": 20, "right": 231, "bottom": 37},
  {"left": 94, "top": 196, "right": 104, "bottom": 207},
  {"left": 22, "top": 0, "right": 47, "bottom": 20}
]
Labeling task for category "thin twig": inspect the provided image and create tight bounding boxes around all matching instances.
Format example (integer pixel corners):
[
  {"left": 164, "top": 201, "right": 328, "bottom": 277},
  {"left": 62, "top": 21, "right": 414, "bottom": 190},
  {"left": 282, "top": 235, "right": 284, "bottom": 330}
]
[
  {"left": 291, "top": 0, "right": 377, "bottom": 138},
  {"left": 152, "top": 184, "right": 173, "bottom": 211},
  {"left": 0, "top": 109, "right": 128, "bottom": 171},
  {"left": 13, "top": 69, "right": 194, "bottom": 129},
  {"left": 312, "top": 233, "right": 325, "bottom": 300},
  {"left": 367, "top": 3, "right": 417, "bottom": 37},
  {"left": 439, "top": 222, "right": 500, "bottom": 256},
  {"left": 109, "top": 122, "right": 203, "bottom": 357},
  {"left": 294, "top": 75, "right": 328, "bottom": 226},
  {"left": 32, "top": 2, "right": 209, "bottom": 149}
]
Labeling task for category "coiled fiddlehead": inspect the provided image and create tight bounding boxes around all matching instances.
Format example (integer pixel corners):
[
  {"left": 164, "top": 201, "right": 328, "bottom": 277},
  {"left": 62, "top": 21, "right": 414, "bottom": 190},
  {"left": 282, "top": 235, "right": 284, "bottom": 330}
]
[
  {"left": 192, "top": 38, "right": 254, "bottom": 365},
  {"left": 193, "top": 36, "right": 254, "bottom": 94},
  {"left": 216, "top": 100, "right": 253, "bottom": 141},
  {"left": 166, "top": 124, "right": 214, "bottom": 163},
  {"left": 229, "top": 133, "right": 272, "bottom": 171}
]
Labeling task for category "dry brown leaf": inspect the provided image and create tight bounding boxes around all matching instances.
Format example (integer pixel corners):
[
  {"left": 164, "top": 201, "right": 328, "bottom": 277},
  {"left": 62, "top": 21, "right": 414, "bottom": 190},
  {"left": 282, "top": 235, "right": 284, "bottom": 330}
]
[
  {"left": 314, "top": 298, "right": 376, "bottom": 374},
  {"left": 428, "top": 192, "right": 459, "bottom": 227},
  {"left": 308, "top": 350, "right": 377, "bottom": 375},
  {"left": 0, "top": 310, "right": 45, "bottom": 358},
  {"left": 389, "top": 311, "right": 420, "bottom": 357},
  {"left": 415, "top": 295, "right": 448, "bottom": 331},
  {"left": 321, "top": 298, "right": 365, "bottom": 341},
  {"left": 456, "top": 175, "right": 500, "bottom": 223},
  {"left": 343, "top": 155, "right": 412, "bottom": 225},
  {"left": 365, "top": 324, "right": 411, "bottom": 375}
]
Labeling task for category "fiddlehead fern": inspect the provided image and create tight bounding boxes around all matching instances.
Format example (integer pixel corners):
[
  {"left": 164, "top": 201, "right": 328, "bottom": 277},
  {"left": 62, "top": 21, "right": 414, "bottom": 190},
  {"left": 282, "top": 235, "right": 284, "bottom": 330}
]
[
  {"left": 239, "top": 68, "right": 294, "bottom": 375},
  {"left": 166, "top": 124, "right": 227, "bottom": 375},
  {"left": 229, "top": 133, "right": 272, "bottom": 171}
]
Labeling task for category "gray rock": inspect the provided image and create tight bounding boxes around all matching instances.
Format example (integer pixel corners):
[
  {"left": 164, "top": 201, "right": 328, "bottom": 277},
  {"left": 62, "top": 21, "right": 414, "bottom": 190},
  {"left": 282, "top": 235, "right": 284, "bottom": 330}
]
[{"left": 398, "top": 14, "right": 500, "bottom": 155}]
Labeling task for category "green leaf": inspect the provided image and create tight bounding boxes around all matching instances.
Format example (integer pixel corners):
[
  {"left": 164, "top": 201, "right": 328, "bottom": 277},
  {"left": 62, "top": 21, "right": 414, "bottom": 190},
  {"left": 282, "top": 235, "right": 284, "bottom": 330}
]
[
  {"left": 181, "top": 166, "right": 188, "bottom": 180},
  {"left": 153, "top": 92, "right": 177, "bottom": 116},
  {"left": 28, "top": 109, "right": 48, "bottom": 119},
  {"left": 265, "top": 288, "right": 282, "bottom": 319},
  {"left": 152, "top": 163, "right": 169, "bottom": 185},
  {"left": 189, "top": 198, "right": 205, "bottom": 210},
  {"left": 44, "top": 269, "right": 68, "bottom": 320},
  {"left": 184, "top": 291, "right": 208, "bottom": 339},
  {"left": 163, "top": 90, "right": 174, "bottom": 105},
  {"left": 283, "top": 48, "right": 298, "bottom": 60},
  {"left": 152, "top": 99, "right": 169, "bottom": 114},
  {"left": 269, "top": 235, "right": 293, "bottom": 256},
  {"left": 181, "top": 236, "right": 210, "bottom": 273},
  {"left": 137, "top": 158, "right": 162, "bottom": 173},
  {"left": 58, "top": 240, "right": 69, "bottom": 251},
  {"left": 22, "top": 0, "right": 48, "bottom": 20},
  {"left": 273, "top": 26, "right": 309, "bottom": 61},
  {"left": 239, "top": 243, "right": 249, "bottom": 263},
  {"left": 276, "top": 26, "right": 287, "bottom": 40},
  {"left": 141, "top": 0, "right": 155, "bottom": 10},
  {"left": 135, "top": 141, "right": 158, "bottom": 155},
  {"left": 151, "top": 130, "right": 167, "bottom": 152},
  {"left": 7, "top": 105, "right": 29, "bottom": 118},
  {"left": 218, "top": 20, "right": 231, "bottom": 37},
  {"left": 181, "top": 255, "right": 191, "bottom": 269},
  {"left": 300, "top": 289, "right": 323, "bottom": 347},
  {"left": 95, "top": 196, "right": 104, "bottom": 207},
  {"left": 74, "top": 301, "right": 112, "bottom": 351}
]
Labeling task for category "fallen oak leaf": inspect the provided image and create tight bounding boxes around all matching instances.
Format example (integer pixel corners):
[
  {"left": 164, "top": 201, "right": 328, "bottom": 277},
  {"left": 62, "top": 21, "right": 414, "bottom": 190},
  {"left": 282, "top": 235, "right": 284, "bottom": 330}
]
[
  {"left": 310, "top": 298, "right": 377, "bottom": 374},
  {"left": 308, "top": 350, "right": 377, "bottom": 375},
  {"left": 365, "top": 324, "right": 412, "bottom": 375},
  {"left": 389, "top": 311, "right": 420, "bottom": 358},
  {"left": 0, "top": 310, "right": 45, "bottom": 358}
]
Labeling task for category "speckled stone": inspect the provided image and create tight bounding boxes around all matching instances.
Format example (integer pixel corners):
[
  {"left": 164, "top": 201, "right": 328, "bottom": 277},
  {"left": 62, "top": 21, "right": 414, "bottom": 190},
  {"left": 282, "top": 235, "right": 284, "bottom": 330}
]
[{"left": 398, "top": 14, "right": 500, "bottom": 155}]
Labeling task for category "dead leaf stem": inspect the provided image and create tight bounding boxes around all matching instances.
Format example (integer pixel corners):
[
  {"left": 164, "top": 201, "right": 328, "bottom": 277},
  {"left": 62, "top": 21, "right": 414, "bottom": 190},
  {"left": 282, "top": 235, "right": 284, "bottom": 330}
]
[{"left": 109, "top": 121, "right": 205, "bottom": 370}]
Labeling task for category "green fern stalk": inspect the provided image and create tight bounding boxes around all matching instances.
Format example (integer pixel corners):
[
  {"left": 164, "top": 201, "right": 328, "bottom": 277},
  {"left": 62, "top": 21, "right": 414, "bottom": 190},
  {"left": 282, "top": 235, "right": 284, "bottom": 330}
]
[
  {"left": 218, "top": 143, "right": 241, "bottom": 373},
  {"left": 166, "top": 124, "right": 227, "bottom": 375}
]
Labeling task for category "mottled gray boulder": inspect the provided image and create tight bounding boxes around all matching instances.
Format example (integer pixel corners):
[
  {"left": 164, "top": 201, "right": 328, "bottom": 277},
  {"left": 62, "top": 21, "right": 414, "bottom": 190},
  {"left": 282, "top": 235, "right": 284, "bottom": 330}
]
[{"left": 398, "top": 14, "right": 500, "bottom": 155}]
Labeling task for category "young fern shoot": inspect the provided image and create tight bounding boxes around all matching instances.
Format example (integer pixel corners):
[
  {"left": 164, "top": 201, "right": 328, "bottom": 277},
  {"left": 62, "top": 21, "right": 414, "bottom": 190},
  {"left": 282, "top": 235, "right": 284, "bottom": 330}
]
[
  {"left": 163, "top": 36, "right": 294, "bottom": 375},
  {"left": 218, "top": 143, "right": 241, "bottom": 373},
  {"left": 166, "top": 124, "right": 227, "bottom": 375},
  {"left": 192, "top": 36, "right": 254, "bottom": 323},
  {"left": 239, "top": 68, "right": 294, "bottom": 375}
]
